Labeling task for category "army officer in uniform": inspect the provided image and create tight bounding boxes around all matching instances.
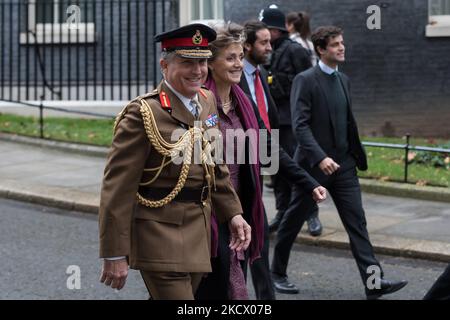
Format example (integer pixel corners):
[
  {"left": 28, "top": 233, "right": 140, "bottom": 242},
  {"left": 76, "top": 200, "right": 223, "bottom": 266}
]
[{"left": 98, "top": 24, "right": 251, "bottom": 300}]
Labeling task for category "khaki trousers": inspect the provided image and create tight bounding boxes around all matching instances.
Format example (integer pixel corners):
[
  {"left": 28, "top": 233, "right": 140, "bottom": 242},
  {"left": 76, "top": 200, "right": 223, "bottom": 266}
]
[{"left": 140, "top": 271, "right": 204, "bottom": 300}]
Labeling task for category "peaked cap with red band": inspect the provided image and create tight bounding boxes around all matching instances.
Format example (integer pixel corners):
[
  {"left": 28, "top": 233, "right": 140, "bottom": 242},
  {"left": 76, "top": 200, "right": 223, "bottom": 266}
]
[{"left": 154, "top": 23, "right": 217, "bottom": 59}]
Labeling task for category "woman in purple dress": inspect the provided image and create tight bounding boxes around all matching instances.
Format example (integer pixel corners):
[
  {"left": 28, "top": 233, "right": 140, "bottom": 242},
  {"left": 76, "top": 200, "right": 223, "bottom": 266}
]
[
  {"left": 195, "top": 23, "right": 326, "bottom": 300},
  {"left": 194, "top": 23, "right": 264, "bottom": 300}
]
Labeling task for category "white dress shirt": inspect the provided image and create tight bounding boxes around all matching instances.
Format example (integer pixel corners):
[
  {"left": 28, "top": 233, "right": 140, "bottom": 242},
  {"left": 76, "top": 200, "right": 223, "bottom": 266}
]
[{"left": 318, "top": 60, "right": 338, "bottom": 75}]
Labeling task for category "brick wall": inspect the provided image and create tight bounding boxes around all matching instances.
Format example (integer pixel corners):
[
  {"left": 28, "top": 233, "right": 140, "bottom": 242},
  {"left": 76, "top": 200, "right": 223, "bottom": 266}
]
[{"left": 224, "top": 0, "right": 450, "bottom": 138}]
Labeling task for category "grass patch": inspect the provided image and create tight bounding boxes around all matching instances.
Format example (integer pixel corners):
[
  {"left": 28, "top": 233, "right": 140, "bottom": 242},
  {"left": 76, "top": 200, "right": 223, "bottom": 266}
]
[
  {"left": 1, "top": 113, "right": 449, "bottom": 187},
  {"left": 0, "top": 113, "right": 115, "bottom": 146},
  {"left": 359, "top": 136, "right": 449, "bottom": 188}
]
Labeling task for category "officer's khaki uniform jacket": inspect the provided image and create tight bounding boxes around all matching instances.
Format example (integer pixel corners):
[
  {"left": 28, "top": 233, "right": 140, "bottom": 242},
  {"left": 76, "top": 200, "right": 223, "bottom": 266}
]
[{"left": 99, "top": 81, "right": 242, "bottom": 272}]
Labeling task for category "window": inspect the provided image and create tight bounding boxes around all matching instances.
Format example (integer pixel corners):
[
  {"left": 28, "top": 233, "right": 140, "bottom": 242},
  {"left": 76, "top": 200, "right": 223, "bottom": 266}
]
[
  {"left": 36, "top": 0, "right": 94, "bottom": 24},
  {"left": 429, "top": 0, "right": 450, "bottom": 15},
  {"left": 20, "top": 0, "right": 96, "bottom": 44},
  {"left": 179, "top": 0, "right": 224, "bottom": 26},
  {"left": 427, "top": 0, "right": 450, "bottom": 37}
]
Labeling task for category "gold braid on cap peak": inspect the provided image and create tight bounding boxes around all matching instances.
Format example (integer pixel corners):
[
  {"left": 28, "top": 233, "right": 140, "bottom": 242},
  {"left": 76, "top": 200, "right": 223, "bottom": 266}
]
[
  {"left": 113, "top": 98, "right": 216, "bottom": 208},
  {"left": 174, "top": 49, "right": 212, "bottom": 58}
]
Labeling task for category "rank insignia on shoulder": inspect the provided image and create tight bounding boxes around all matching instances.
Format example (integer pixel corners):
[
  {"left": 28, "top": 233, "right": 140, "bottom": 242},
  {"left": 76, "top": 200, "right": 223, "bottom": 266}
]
[
  {"left": 159, "top": 91, "right": 172, "bottom": 111},
  {"left": 198, "top": 88, "right": 208, "bottom": 99},
  {"left": 205, "top": 113, "right": 218, "bottom": 127}
]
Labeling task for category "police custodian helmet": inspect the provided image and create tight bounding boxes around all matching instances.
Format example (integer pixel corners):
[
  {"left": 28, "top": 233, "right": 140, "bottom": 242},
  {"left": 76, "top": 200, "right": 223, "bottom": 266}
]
[{"left": 259, "top": 4, "right": 287, "bottom": 32}]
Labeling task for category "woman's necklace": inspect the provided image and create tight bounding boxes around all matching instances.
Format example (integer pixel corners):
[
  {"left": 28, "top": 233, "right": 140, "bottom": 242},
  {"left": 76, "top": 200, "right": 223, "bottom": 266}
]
[
  {"left": 221, "top": 100, "right": 232, "bottom": 107},
  {"left": 221, "top": 99, "right": 233, "bottom": 114}
]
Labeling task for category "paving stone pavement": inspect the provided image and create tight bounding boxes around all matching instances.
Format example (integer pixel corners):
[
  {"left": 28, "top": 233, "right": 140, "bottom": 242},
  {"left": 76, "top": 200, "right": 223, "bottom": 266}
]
[{"left": 1, "top": 139, "right": 450, "bottom": 262}]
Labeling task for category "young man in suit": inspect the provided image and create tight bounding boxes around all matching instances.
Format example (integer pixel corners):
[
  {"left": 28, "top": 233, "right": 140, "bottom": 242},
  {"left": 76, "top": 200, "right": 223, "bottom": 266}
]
[
  {"left": 239, "top": 20, "right": 327, "bottom": 299},
  {"left": 271, "top": 25, "right": 408, "bottom": 299}
]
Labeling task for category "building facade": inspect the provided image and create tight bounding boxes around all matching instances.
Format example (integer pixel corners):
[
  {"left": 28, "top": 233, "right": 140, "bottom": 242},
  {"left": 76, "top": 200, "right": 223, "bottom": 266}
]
[
  {"left": 222, "top": 0, "right": 450, "bottom": 138},
  {"left": 1, "top": 0, "right": 449, "bottom": 137},
  {"left": 0, "top": 0, "right": 178, "bottom": 103}
]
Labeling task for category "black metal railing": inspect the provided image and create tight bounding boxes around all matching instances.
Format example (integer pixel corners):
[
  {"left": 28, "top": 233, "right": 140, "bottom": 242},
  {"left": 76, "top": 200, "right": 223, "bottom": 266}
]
[
  {"left": 0, "top": 0, "right": 176, "bottom": 102},
  {"left": 362, "top": 134, "right": 450, "bottom": 183}
]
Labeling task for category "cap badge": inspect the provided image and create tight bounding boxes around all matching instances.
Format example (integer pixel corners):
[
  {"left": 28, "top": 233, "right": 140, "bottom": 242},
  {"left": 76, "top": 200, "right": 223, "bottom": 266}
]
[{"left": 192, "top": 30, "right": 203, "bottom": 45}]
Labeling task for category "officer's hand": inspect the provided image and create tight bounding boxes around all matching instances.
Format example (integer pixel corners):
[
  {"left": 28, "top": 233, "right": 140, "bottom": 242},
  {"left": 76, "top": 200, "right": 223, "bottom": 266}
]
[
  {"left": 319, "top": 157, "right": 340, "bottom": 175},
  {"left": 312, "top": 186, "right": 327, "bottom": 203},
  {"left": 228, "top": 215, "right": 251, "bottom": 252},
  {"left": 100, "top": 258, "right": 129, "bottom": 290}
]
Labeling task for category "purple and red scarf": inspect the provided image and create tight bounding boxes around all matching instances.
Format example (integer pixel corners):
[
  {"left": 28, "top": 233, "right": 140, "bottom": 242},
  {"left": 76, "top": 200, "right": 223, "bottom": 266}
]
[{"left": 204, "top": 74, "right": 264, "bottom": 264}]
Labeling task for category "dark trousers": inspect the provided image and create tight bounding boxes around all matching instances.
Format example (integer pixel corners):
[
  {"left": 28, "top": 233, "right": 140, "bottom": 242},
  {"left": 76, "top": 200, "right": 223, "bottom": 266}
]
[
  {"left": 424, "top": 263, "right": 450, "bottom": 300},
  {"left": 273, "top": 125, "right": 318, "bottom": 221},
  {"left": 271, "top": 155, "right": 382, "bottom": 285},
  {"left": 273, "top": 126, "right": 296, "bottom": 215},
  {"left": 195, "top": 222, "right": 233, "bottom": 300},
  {"left": 247, "top": 210, "right": 276, "bottom": 299},
  {"left": 196, "top": 214, "right": 276, "bottom": 300},
  {"left": 195, "top": 214, "right": 275, "bottom": 300}
]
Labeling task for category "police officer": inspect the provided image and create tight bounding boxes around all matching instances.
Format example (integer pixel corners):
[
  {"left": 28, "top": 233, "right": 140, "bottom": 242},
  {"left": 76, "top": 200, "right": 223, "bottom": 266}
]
[{"left": 98, "top": 24, "right": 251, "bottom": 300}]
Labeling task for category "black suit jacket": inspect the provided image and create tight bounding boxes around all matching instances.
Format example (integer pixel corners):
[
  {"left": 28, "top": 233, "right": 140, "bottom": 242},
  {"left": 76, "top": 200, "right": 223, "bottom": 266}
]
[
  {"left": 290, "top": 65, "right": 368, "bottom": 171},
  {"left": 269, "top": 37, "right": 312, "bottom": 126},
  {"left": 238, "top": 65, "right": 319, "bottom": 192}
]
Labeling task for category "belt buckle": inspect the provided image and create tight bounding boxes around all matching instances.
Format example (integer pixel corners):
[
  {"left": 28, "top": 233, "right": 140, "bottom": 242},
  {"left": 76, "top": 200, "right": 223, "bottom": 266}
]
[{"left": 200, "top": 185, "right": 209, "bottom": 206}]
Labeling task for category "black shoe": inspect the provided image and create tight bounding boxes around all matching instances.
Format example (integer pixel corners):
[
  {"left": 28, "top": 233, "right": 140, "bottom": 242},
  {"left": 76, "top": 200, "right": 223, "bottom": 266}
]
[
  {"left": 365, "top": 279, "right": 408, "bottom": 300},
  {"left": 307, "top": 216, "right": 323, "bottom": 237},
  {"left": 272, "top": 276, "right": 299, "bottom": 294}
]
